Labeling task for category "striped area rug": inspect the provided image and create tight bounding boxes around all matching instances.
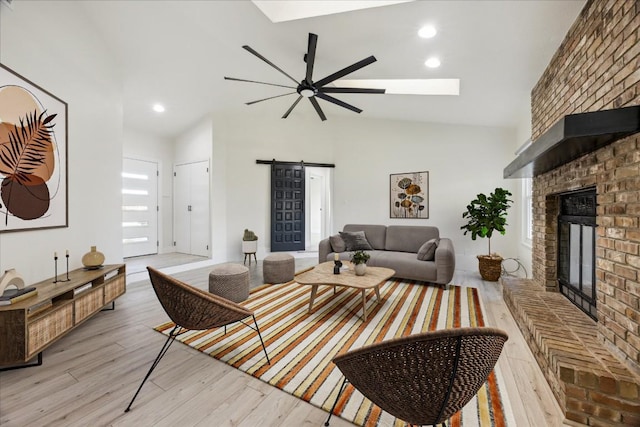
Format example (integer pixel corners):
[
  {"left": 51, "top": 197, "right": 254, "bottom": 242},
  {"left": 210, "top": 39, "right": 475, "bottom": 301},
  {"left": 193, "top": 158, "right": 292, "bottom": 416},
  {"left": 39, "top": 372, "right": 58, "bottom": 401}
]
[{"left": 154, "top": 279, "right": 513, "bottom": 427}]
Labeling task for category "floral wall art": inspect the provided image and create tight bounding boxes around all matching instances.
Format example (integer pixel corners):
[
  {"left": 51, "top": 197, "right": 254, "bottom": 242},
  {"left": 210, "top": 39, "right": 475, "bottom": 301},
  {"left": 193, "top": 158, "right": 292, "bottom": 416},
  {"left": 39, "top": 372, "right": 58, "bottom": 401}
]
[
  {"left": 0, "top": 64, "right": 68, "bottom": 232},
  {"left": 390, "top": 171, "right": 429, "bottom": 219}
]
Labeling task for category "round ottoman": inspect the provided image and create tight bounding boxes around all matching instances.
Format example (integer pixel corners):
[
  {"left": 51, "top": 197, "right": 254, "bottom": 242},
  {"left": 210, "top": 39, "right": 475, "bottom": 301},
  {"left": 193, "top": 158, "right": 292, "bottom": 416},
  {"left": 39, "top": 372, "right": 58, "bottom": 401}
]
[
  {"left": 263, "top": 253, "right": 295, "bottom": 284},
  {"left": 208, "top": 263, "right": 250, "bottom": 303}
]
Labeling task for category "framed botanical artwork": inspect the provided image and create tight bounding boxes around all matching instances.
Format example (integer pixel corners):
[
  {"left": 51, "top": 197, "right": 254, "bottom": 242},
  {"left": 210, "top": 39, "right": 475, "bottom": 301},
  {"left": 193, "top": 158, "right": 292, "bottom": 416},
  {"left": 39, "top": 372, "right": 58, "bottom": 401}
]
[
  {"left": 390, "top": 171, "right": 429, "bottom": 219},
  {"left": 0, "top": 63, "right": 68, "bottom": 232}
]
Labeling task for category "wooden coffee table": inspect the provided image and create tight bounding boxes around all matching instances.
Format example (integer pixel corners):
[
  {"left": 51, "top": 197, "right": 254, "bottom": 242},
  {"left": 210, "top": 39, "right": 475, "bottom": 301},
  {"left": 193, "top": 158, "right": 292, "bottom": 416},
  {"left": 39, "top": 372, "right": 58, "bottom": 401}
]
[{"left": 296, "top": 262, "right": 395, "bottom": 321}]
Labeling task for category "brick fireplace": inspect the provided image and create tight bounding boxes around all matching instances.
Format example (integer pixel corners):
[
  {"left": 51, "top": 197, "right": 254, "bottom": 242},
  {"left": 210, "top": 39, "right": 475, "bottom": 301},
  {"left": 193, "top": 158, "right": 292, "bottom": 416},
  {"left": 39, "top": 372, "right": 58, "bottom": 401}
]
[{"left": 502, "top": 0, "right": 640, "bottom": 425}]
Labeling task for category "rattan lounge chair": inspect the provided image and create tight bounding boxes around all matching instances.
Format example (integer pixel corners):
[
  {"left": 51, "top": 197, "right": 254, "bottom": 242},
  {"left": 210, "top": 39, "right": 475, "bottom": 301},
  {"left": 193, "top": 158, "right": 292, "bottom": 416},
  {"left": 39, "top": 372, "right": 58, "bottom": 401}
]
[
  {"left": 325, "top": 327, "right": 508, "bottom": 427},
  {"left": 125, "top": 266, "right": 270, "bottom": 412}
]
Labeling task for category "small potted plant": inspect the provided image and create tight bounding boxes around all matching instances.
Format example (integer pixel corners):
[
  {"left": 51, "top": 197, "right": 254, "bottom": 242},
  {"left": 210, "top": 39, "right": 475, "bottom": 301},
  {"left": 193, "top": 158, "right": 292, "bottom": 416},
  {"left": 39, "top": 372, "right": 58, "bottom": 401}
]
[
  {"left": 242, "top": 229, "right": 258, "bottom": 264},
  {"left": 461, "top": 187, "right": 513, "bottom": 281},
  {"left": 350, "top": 250, "right": 371, "bottom": 276}
]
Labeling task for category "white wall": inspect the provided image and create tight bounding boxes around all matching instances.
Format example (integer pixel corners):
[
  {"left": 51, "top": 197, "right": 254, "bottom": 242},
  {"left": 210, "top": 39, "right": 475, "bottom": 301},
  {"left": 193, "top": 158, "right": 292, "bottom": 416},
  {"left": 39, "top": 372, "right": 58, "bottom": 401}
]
[
  {"left": 0, "top": 1, "right": 123, "bottom": 284},
  {"left": 211, "top": 111, "right": 518, "bottom": 270},
  {"left": 330, "top": 117, "right": 519, "bottom": 271},
  {"left": 212, "top": 112, "right": 336, "bottom": 261},
  {"left": 123, "top": 128, "right": 174, "bottom": 253}
]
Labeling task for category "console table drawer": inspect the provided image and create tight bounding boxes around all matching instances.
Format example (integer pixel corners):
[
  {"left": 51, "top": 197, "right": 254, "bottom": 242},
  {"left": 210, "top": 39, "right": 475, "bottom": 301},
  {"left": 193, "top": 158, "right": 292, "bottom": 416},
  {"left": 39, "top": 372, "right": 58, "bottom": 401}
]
[
  {"left": 27, "top": 304, "right": 74, "bottom": 357},
  {"left": 105, "top": 276, "right": 126, "bottom": 303},
  {"left": 74, "top": 288, "right": 104, "bottom": 323}
]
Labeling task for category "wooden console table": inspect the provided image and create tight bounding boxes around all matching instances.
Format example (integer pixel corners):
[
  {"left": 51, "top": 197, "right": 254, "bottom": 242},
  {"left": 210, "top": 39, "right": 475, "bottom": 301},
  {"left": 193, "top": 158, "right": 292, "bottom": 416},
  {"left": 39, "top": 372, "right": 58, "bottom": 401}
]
[{"left": 0, "top": 264, "right": 126, "bottom": 369}]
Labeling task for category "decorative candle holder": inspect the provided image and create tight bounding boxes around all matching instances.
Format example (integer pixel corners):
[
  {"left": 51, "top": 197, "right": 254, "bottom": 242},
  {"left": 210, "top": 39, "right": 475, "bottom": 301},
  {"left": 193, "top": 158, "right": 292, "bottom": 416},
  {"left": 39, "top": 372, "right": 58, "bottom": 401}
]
[
  {"left": 53, "top": 253, "right": 59, "bottom": 283},
  {"left": 333, "top": 259, "right": 342, "bottom": 275},
  {"left": 58, "top": 252, "right": 71, "bottom": 282}
]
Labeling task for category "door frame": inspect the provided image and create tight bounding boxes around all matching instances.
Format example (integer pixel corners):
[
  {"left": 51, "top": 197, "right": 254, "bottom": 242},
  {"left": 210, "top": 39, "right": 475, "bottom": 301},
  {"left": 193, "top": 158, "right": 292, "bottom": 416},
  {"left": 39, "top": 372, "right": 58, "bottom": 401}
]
[
  {"left": 305, "top": 167, "right": 332, "bottom": 250},
  {"left": 257, "top": 159, "right": 335, "bottom": 253}
]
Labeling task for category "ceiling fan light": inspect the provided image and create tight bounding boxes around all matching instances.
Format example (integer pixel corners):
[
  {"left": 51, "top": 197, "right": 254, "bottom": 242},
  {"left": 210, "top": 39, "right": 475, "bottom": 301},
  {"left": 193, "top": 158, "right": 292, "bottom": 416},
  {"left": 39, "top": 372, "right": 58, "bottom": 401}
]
[{"left": 300, "top": 88, "right": 315, "bottom": 98}]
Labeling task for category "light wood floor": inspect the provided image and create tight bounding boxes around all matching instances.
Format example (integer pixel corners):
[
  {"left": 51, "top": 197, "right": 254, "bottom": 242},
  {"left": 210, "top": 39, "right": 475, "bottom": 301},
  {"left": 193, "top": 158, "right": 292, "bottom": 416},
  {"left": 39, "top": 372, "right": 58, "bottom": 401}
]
[{"left": 0, "top": 255, "right": 566, "bottom": 427}]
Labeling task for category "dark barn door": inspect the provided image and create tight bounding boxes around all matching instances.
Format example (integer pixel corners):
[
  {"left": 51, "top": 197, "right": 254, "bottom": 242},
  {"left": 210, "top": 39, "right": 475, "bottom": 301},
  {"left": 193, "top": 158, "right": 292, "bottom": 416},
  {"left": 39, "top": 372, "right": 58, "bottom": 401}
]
[{"left": 271, "top": 163, "right": 305, "bottom": 252}]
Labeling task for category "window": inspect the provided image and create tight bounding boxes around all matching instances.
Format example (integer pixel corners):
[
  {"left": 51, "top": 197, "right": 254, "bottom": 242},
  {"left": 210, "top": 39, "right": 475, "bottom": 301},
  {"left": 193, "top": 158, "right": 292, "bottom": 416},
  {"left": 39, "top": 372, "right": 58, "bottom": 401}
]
[{"left": 522, "top": 178, "right": 533, "bottom": 245}]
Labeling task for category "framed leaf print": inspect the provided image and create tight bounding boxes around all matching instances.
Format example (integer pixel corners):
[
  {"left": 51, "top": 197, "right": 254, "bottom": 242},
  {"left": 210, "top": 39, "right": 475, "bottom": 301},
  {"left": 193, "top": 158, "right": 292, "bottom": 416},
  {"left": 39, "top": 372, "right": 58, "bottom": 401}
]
[
  {"left": 390, "top": 171, "right": 429, "bottom": 218},
  {"left": 0, "top": 63, "right": 68, "bottom": 232}
]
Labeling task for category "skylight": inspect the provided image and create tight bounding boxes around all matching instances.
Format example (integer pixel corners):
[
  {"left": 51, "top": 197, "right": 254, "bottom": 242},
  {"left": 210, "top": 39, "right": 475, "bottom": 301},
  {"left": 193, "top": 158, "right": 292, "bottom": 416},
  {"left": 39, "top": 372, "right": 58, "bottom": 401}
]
[
  {"left": 252, "top": 0, "right": 413, "bottom": 23},
  {"left": 335, "top": 79, "right": 460, "bottom": 96}
]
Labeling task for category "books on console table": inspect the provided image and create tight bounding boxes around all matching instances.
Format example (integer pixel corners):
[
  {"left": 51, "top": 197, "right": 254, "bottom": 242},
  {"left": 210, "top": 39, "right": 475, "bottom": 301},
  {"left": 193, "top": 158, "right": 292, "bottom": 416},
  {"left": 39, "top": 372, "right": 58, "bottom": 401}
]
[{"left": 0, "top": 286, "right": 38, "bottom": 306}]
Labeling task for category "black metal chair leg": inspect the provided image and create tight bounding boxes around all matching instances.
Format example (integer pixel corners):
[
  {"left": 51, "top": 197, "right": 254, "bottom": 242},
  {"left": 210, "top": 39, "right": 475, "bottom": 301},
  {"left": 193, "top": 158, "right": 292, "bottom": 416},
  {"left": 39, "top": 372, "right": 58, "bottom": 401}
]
[
  {"left": 324, "top": 377, "right": 348, "bottom": 426},
  {"left": 125, "top": 325, "right": 180, "bottom": 412},
  {"left": 253, "top": 315, "right": 270, "bottom": 365}
]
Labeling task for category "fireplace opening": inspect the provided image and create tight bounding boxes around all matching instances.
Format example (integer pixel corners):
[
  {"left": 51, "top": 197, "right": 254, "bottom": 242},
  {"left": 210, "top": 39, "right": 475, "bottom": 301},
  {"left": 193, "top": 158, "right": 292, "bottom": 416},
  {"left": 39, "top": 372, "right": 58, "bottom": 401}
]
[{"left": 557, "top": 188, "right": 597, "bottom": 320}]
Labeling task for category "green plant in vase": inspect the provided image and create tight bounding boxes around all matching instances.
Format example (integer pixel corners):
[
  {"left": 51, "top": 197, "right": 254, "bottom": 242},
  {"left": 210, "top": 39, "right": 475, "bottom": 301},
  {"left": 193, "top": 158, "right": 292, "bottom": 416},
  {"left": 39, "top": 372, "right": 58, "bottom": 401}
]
[
  {"left": 350, "top": 250, "right": 370, "bottom": 276},
  {"left": 461, "top": 187, "right": 513, "bottom": 281}
]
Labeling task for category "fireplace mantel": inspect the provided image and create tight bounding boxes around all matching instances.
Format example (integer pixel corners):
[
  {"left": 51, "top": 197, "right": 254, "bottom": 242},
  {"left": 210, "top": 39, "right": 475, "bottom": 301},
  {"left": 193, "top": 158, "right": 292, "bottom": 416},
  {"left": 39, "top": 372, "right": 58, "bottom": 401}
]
[{"left": 504, "top": 106, "right": 640, "bottom": 179}]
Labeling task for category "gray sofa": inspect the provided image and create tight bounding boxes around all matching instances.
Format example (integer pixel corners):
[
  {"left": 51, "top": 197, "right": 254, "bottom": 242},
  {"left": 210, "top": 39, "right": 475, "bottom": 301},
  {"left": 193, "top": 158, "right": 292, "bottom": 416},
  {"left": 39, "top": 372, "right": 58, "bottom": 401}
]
[{"left": 319, "top": 224, "right": 455, "bottom": 285}]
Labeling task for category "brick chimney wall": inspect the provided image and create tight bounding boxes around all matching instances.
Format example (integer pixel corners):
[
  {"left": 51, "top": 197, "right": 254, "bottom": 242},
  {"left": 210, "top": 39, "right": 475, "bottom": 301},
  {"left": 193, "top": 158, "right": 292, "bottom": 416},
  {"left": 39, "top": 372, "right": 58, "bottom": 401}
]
[{"left": 530, "top": 0, "right": 639, "bottom": 373}]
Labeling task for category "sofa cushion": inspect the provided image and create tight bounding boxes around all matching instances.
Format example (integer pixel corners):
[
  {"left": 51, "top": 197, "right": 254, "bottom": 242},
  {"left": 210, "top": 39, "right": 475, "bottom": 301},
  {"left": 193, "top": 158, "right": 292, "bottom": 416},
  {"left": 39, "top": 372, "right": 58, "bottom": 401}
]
[
  {"left": 368, "top": 251, "right": 438, "bottom": 283},
  {"left": 343, "top": 224, "right": 387, "bottom": 250},
  {"left": 329, "top": 234, "right": 346, "bottom": 252},
  {"left": 417, "top": 238, "right": 439, "bottom": 261},
  {"left": 385, "top": 226, "right": 440, "bottom": 253},
  {"left": 339, "top": 231, "right": 373, "bottom": 251}
]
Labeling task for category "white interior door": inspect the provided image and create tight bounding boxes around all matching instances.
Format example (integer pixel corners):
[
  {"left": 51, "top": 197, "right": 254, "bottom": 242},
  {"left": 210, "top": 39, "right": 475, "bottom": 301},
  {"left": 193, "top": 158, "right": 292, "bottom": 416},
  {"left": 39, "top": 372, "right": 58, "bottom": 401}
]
[
  {"left": 122, "top": 158, "right": 158, "bottom": 258},
  {"left": 189, "top": 161, "right": 210, "bottom": 257},
  {"left": 173, "top": 163, "right": 190, "bottom": 254},
  {"left": 173, "top": 160, "right": 210, "bottom": 256}
]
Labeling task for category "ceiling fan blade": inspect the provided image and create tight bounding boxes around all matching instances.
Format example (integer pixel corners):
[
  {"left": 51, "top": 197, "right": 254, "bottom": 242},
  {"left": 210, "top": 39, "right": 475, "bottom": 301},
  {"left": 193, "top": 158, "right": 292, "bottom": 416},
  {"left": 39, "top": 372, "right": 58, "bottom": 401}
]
[
  {"left": 318, "top": 87, "right": 385, "bottom": 94},
  {"left": 305, "top": 33, "right": 318, "bottom": 83},
  {"left": 282, "top": 96, "right": 303, "bottom": 118},
  {"left": 246, "top": 92, "right": 296, "bottom": 105},
  {"left": 242, "top": 45, "right": 299, "bottom": 85},
  {"left": 309, "top": 97, "right": 327, "bottom": 121},
  {"left": 224, "top": 77, "right": 296, "bottom": 89},
  {"left": 314, "top": 56, "right": 377, "bottom": 88},
  {"left": 316, "top": 93, "right": 362, "bottom": 114}
]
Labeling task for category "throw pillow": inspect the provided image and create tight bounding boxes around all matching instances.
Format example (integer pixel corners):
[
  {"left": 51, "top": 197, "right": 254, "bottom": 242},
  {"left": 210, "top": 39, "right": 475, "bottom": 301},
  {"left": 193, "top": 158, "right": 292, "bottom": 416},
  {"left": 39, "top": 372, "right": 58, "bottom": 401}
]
[
  {"left": 417, "top": 238, "right": 439, "bottom": 261},
  {"left": 329, "top": 234, "right": 346, "bottom": 252},
  {"left": 339, "top": 231, "right": 373, "bottom": 251}
]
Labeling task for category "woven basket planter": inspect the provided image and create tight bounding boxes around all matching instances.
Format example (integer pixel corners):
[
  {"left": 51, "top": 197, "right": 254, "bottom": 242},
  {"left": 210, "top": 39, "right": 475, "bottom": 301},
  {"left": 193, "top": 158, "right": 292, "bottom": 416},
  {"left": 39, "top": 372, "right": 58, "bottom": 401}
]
[{"left": 477, "top": 255, "right": 502, "bottom": 281}]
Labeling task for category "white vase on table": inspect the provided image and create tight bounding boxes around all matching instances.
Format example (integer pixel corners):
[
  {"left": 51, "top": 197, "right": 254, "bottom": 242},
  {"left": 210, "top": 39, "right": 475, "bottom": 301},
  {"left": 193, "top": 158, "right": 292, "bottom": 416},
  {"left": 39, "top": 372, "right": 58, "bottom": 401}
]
[{"left": 354, "top": 263, "right": 366, "bottom": 276}]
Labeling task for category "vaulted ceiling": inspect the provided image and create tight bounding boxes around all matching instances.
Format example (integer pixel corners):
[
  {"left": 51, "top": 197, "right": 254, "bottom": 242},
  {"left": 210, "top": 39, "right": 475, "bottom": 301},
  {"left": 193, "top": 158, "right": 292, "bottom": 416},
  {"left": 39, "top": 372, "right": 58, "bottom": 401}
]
[{"left": 79, "top": 1, "right": 585, "bottom": 138}]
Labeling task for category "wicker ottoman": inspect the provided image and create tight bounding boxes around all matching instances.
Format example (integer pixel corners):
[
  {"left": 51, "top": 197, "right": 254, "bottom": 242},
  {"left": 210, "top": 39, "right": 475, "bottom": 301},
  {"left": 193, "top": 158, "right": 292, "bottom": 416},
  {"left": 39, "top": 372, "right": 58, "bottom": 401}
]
[
  {"left": 263, "top": 253, "right": 295, "bottom": 284},
  {"left": 208, "top": 263, "right": 250, "bottom": 303}
]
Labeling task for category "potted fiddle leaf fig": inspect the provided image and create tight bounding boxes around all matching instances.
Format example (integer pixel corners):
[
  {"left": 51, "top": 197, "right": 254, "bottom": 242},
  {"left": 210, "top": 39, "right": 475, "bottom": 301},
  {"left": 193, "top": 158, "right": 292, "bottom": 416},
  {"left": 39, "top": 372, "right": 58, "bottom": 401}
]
[
  {"left": 350, "top": 250, "right": 370, "bottom": 276},
  {"left": 461, "top": 187, "right": 513, "bottom": 281}
]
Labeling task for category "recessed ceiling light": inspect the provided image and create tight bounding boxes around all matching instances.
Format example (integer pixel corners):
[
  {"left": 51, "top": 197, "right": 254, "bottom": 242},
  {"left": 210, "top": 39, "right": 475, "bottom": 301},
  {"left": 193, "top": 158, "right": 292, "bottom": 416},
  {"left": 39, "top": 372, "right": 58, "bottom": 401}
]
[
  {"left": 418, "top": 25, "right": 437, "bottom": 39},
  {"left": 152, "top": 103, "right": 165, "bottom": 113},
  {"left": 424, "top": 57, "right": 441, "bottom": 68}
]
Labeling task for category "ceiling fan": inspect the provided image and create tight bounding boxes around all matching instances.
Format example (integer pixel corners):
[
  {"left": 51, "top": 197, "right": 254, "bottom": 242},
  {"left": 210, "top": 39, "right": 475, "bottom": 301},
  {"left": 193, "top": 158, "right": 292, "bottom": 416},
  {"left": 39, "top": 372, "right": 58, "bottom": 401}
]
[{"left": 224, "top": 33, "right": 385, "bottom": 121}]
